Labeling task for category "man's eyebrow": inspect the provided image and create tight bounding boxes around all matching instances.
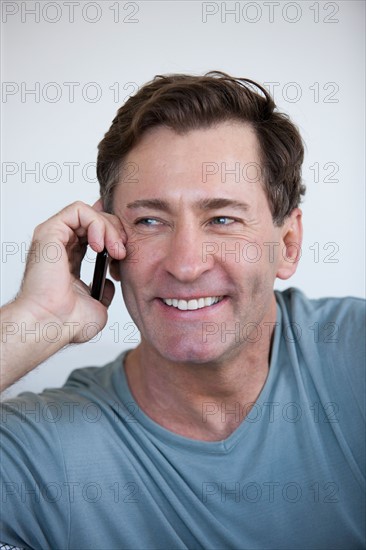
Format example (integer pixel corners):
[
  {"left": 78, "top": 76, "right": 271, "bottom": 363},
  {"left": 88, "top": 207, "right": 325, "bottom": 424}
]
[
  {"left": 196, "top": 198, "right": 250, "bottom": 212},
  {"left": 126, "top": 199, "right": 171, "bottom": 211},
  {"left": 126, "top": 198, "right": 250, "bottom": 212}
]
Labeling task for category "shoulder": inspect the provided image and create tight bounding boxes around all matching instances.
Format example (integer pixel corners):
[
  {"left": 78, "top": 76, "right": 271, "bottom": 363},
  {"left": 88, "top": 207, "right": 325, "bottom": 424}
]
[
  {"left": 0, "top": 352, "right": 132, "bottom": 549},
  {"left": 276, "top": 287, "right": 365, "bottom": 345},
  {"left": 275, "top": 286, "right": 365, "bottom": 352},
  {"left": 275, "top": 287, "right": 365, "bottom": 415},
  {"left": 60, "top": 351, "right": 125, "bottom": 396},
  {"left": 276, "top": 286, "right": 365, "bottom": 320},
  {"left": 0, "top": 351, "right": 129, "bottom": 448}
]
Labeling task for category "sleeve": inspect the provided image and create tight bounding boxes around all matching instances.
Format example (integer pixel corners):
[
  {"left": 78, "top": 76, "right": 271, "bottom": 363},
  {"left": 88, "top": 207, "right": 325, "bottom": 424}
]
[
  {"left": 0, "top": 392, "right": 70, "bottom": 549},
  {"left": 284, "top": 289, "right": 366, "bottom": 486}
]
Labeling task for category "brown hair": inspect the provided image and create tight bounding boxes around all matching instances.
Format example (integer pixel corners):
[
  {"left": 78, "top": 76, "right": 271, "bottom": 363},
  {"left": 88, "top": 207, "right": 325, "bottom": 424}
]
[{"left": 97, "top": 71, "right": 305, "bottom": 225}]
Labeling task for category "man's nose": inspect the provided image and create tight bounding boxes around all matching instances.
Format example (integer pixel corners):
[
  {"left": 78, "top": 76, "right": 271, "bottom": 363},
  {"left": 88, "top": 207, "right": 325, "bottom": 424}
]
[{"left": 162, "top": 223, "right": 214, "bottom": 283}]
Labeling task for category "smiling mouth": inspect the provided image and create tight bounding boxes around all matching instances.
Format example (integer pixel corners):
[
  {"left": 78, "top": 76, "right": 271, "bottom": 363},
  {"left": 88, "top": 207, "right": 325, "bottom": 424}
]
[{"left": 161, "top": 296, "right": 225, "bottom": 311}]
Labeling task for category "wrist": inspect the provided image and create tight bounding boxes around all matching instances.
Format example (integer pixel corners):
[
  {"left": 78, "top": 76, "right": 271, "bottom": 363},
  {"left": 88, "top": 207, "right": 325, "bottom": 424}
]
[{"left": 1, "top": 298, "right": 73, "bottom": 350}]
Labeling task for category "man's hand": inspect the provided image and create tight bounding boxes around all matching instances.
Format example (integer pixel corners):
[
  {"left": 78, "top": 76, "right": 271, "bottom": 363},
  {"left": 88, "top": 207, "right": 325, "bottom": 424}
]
[{"left": 0, "top": 200, "right": 127, "bottom": 392}]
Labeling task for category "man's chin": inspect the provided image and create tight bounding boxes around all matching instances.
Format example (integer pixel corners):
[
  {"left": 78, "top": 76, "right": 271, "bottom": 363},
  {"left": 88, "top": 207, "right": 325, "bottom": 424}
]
[
  {"left": 138, "top": 319, "right": 243, "bottom": 366},
  {"left": 153, "top": 339, "right": 233, "bottom": 366}
]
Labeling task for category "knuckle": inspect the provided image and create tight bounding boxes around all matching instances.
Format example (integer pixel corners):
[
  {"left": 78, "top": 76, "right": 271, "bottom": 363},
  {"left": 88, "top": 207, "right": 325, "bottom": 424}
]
[{"left": 71, "top": 200, "right": 87, "bottom": 210}]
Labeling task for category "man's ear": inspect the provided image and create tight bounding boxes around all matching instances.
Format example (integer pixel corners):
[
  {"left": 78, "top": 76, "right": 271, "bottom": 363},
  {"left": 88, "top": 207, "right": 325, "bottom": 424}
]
[
  {"left": 109, "top": 257, "right": 121, "bottom": 282},
  {"left": 276, "top": 208, "right": 303, "bottom": 280}
]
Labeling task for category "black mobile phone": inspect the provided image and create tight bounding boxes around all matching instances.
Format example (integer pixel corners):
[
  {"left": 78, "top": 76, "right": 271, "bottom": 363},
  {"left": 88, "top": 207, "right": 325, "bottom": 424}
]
[{"left": 91, "top": 248, "right": 108, "bottom": 301}]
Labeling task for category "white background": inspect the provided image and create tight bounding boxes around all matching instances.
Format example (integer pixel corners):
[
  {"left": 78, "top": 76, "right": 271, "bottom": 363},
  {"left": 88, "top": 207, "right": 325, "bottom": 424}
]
[{"left": 1, "top": 0, "right": 365, "bottom": 398}]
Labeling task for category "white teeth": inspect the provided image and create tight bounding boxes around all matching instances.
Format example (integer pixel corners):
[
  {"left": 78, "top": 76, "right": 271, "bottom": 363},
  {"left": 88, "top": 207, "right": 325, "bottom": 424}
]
[{"left": 162, "top": 296, "right": 223, "bottom": 311}]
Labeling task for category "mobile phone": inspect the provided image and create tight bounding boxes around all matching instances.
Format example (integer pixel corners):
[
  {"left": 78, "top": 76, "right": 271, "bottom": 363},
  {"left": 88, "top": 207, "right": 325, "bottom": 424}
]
[{"left": 91, "top": 248, "right": 108, "bottom": 301}]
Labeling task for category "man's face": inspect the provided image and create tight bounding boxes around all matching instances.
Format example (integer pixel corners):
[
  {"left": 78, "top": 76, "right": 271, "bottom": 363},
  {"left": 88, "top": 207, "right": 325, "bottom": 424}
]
[{"left": 111, "top": 122, "right": 298, "bottom": 364}]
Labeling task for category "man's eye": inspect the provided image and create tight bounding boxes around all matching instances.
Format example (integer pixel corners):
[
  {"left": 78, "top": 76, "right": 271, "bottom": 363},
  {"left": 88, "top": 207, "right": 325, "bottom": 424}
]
[
  {"left": 210, "top": 217, "right": 236, "bottom": 225},
  {"left": 135, "top": 218, "right": 162, "bottom": 226}
]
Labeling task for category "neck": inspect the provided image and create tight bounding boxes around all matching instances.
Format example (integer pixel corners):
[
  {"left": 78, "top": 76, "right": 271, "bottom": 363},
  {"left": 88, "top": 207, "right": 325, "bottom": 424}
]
[{"left": 124, "top": 295, "right": 278, "bottom": 441}]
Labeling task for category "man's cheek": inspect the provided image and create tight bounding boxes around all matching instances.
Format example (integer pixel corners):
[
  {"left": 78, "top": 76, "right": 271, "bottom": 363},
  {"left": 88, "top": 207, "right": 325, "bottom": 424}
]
[{"left": 124, "top": 240, "right": 141, "bottom": 264}]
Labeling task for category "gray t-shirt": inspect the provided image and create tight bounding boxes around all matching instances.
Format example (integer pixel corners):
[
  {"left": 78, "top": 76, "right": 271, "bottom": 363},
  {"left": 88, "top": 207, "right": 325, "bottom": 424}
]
[{"left": 1, "top": 288, "right": 365, "bottom": 549}]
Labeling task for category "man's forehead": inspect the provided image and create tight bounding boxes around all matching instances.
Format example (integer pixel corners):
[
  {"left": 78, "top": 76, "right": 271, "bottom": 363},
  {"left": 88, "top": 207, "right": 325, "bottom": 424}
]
[
  {"left": 112, "top": 122, "right": 265, "bottom": 213},
  {"left": 123, "top": 121, "right": 260, "bottom": 165},
  {"left": 119, "top": 123, "right": 261, "bottom": 189}
]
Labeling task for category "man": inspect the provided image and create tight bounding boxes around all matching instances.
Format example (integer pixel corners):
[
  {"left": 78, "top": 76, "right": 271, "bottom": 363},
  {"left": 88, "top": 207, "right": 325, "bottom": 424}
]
[{"left": 1, "top": 71, "right": 365, "bottom": 549}]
